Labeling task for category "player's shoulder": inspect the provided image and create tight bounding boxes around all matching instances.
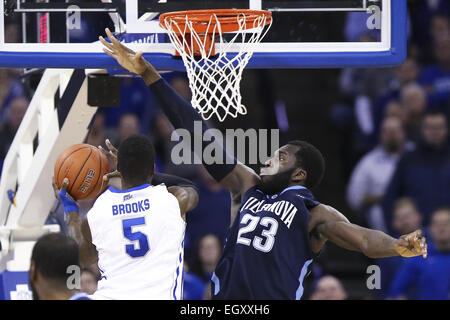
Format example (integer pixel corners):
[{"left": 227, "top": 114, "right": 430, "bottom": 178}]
[{"left": 279, "top": 186, "right": 320, "bottom": 209}]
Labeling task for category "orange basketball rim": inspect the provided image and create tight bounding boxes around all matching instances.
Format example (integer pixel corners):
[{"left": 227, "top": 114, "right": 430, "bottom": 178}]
[{"left": 159, "top": 9, "right": 272, "bottom": 56}]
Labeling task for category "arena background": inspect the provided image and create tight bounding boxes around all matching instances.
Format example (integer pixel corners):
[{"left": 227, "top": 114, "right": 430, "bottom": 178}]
[{"left": 0, "top": 0, "right": 449, "bottom": 300}]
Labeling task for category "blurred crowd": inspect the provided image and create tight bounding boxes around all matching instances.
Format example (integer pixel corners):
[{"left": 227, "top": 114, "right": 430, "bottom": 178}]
[
  {"left": 0, "top": 1, "right": 449, "bottom": 300},
  {"left": 334, "top": 0, "right": 450, "bottom": 300}
]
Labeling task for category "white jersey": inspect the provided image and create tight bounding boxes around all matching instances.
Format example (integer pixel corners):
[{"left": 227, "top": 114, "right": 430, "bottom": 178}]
[{"left": 86, "top": 183, "right": 186, "bottom": 300}]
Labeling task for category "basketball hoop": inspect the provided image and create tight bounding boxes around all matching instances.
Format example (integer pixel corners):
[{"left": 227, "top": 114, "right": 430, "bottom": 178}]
[{"left": 160, "top": 9, "right": 272, "bottom": 122}]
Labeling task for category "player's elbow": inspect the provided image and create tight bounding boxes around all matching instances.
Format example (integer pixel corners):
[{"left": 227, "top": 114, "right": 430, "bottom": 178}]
[
  {"left": 168, "top": 185, "right": 199, "bottom": 212},
  {"left": 187, "top": 187, "right": 199, "bottom": 211}
]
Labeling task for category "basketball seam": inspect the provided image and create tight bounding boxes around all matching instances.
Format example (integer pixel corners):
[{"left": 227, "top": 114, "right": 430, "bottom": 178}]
[
  {"left": 68, "top": 147, "right": 93, "bottom": 196},
  {"left": 84, "top": 147, "right": 103, "bottom": 199},
  {"left": 56, "top": 146, "right": 90, "bottom": 184}
]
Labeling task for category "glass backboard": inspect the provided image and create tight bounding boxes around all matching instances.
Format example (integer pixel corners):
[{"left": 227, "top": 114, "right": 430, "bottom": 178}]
[{"left": 0, "top": 0, "right": 407, "bottom": 70}]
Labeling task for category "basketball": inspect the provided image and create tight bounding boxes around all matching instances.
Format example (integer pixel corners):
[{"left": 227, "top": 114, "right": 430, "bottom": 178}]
[
  {"left": 53, "top": 144, "right": 110, "bottom": 200},
  {"left": 0, "top": 0, "right": 442, "bottom": 304}
]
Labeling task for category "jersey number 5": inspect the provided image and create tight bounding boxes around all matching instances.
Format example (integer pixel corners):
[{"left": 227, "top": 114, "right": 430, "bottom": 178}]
[
  {"left": 122, "top": 217, "right": 149, "bottom": 258},
  {"left": 236, "top": 214, "right": 279, "bottom": 253}
]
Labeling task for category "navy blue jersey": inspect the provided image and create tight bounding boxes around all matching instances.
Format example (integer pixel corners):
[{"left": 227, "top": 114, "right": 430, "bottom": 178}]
[{"left": 211, "top": 185, "right": 320, "bottom": 300}]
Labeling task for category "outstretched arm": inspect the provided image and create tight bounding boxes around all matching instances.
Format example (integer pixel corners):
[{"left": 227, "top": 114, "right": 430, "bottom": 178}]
[
  {"left": 99, "top": 29, "right": 260, "bottom": 201},
  {"left": 309, "top": 204, "right": 428, "bottom": 259}
]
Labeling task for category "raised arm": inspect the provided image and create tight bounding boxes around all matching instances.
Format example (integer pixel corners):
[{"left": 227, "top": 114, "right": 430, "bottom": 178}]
[
  {"left": 99, "top": 29, "right": 260, "bottom": 200},
  {"left": 309, "top": 204, "right": 427, "bottom": 259}
]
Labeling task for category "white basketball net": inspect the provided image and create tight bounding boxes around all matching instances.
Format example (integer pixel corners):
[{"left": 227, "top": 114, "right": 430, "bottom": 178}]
[{"left": 162, "top": 12, "right": 272, "bottom": 122}]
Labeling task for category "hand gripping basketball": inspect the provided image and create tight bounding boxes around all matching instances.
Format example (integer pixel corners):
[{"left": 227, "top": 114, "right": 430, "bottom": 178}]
[
  {"left": 52, "top": 178, "right": 79, "bottom": 214},
  {"left": 99, "top": 139, "right": 121, "bottom": 182}
]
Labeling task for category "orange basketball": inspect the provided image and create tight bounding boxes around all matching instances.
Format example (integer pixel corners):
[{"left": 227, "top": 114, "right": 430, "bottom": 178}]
[{"left": 54, "top": 144, "right": 110, "bottom": 200}]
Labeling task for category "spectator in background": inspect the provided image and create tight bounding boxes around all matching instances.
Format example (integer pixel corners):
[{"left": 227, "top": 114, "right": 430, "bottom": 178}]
[
  {"left": 0, "top": 69, "right": 26, "bottom": 124},
  {"left": 109, "top": 113, "right": 140, "bottom": 147},
  {"left": 430, "top": 14, "right": 450, "bottom": 43},
  {"left": 384, "top": 100, "right": 404, "bottom": 120},
  {"left": 400, "top": 83, "right": 428, "bottom": 144},
  {"left": 372, "top": 58, "right": 421, "bottom": 140},
  {"left": 383, "top": 111, "right": 450, "bottom": 234},
  {"left": 102, "top": 77, "right": 159, "bottom": 134},
  {"left": 376, "top": 198, "right": 424, "bottom": 299},
  {"left": 190, "top": 234, "right": 222, "bottom": 284},
  {"left": 419, "top": 38, "right": 450, "bottom": 110},
  {"left": 309, "top": 276, "right": 348, "bottom": 300},
  {"left": 388, "top": 208, "right": 450, "bottom": 300},
  {"left": 391, "top": 198, "right": 424, "bottom": 236},
  {"left": 0, "top": 96, "right": 29, "bottom": 160},
  {"left": 408, "top": 2, "right": 450, "bottom": 63},
  {"left": 80, "top": 268, "right": 99, "bottom": 295},
  {"left": 347, "top": 117, "right": 408, "bottom": 232}
]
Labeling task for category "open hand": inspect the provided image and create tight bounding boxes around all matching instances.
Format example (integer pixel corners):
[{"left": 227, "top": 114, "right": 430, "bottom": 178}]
[
  {"left": 99, "top": 28, "right": 149, "bottom": 75},
  {"left": 394, "top": 230, "right": 427, "bottom": 258}
]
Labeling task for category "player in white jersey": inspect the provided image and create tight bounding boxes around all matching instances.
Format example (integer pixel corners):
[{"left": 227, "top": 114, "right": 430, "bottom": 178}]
[{"left": 56, "top": 135, "right": 199, "bottom": 299}]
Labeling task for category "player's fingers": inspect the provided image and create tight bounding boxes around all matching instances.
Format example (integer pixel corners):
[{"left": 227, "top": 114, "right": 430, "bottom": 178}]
[
  {"left": 397, "top": 237, "right": 409, "bottom": 248},
  {"left": 61, "top": 178, "right": 69, "bottom": 191},
  {"left": 103, "top": 48, "right": 118, "bottom": 59},
  {"left": 414, "top": 229, "right": 422, "bottom": 239},
  {"left": 99, "top": 36, "right": 115, "bottom": 52},
  {"left": 419, "top": 237, "right": 427, "bottom": 255},
  {"left": 98, "top": 145, "right": 114, "bottom": 161},
  {"left": 105, "top": 139, "right": 118, "bottom": 155},
  {"left": 105, "top": 28, "right": 137, "bottom": 55},
  {"left": 103, "top": 170, "right": 121, "bottom": 181},
  {"left": 135, "top": 51, "right": 144, "bottom": 61},
  {"left": 109, "top": 150, "right": 117, "bottom": 161},
  {"left": 105, "top": 28, "right": 123, "bottom": 49},
  {"left": 404, "top": 230, "right": 419, "bottom": 244},
  {"left": 420, "top": 237, "right": 426, "bottom": 248},
  {"left": 98, "top": 145, "right": 107, "bottom": 156}
]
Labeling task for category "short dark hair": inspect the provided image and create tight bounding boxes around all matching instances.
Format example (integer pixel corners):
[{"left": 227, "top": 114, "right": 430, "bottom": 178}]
[
  {"left": 31, "top": 233, "right": 79, "bottom": 284},
  {"left": 117, "top": 134, "right": 155, "bottom": 184},
  {"left": 287, "top": 140, "right": 325, "bottom": 190}
]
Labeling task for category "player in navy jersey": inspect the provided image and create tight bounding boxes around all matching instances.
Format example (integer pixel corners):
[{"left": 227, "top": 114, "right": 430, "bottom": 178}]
[{"left": 100, "top": 29, "right": 429, "bottom": 300}]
